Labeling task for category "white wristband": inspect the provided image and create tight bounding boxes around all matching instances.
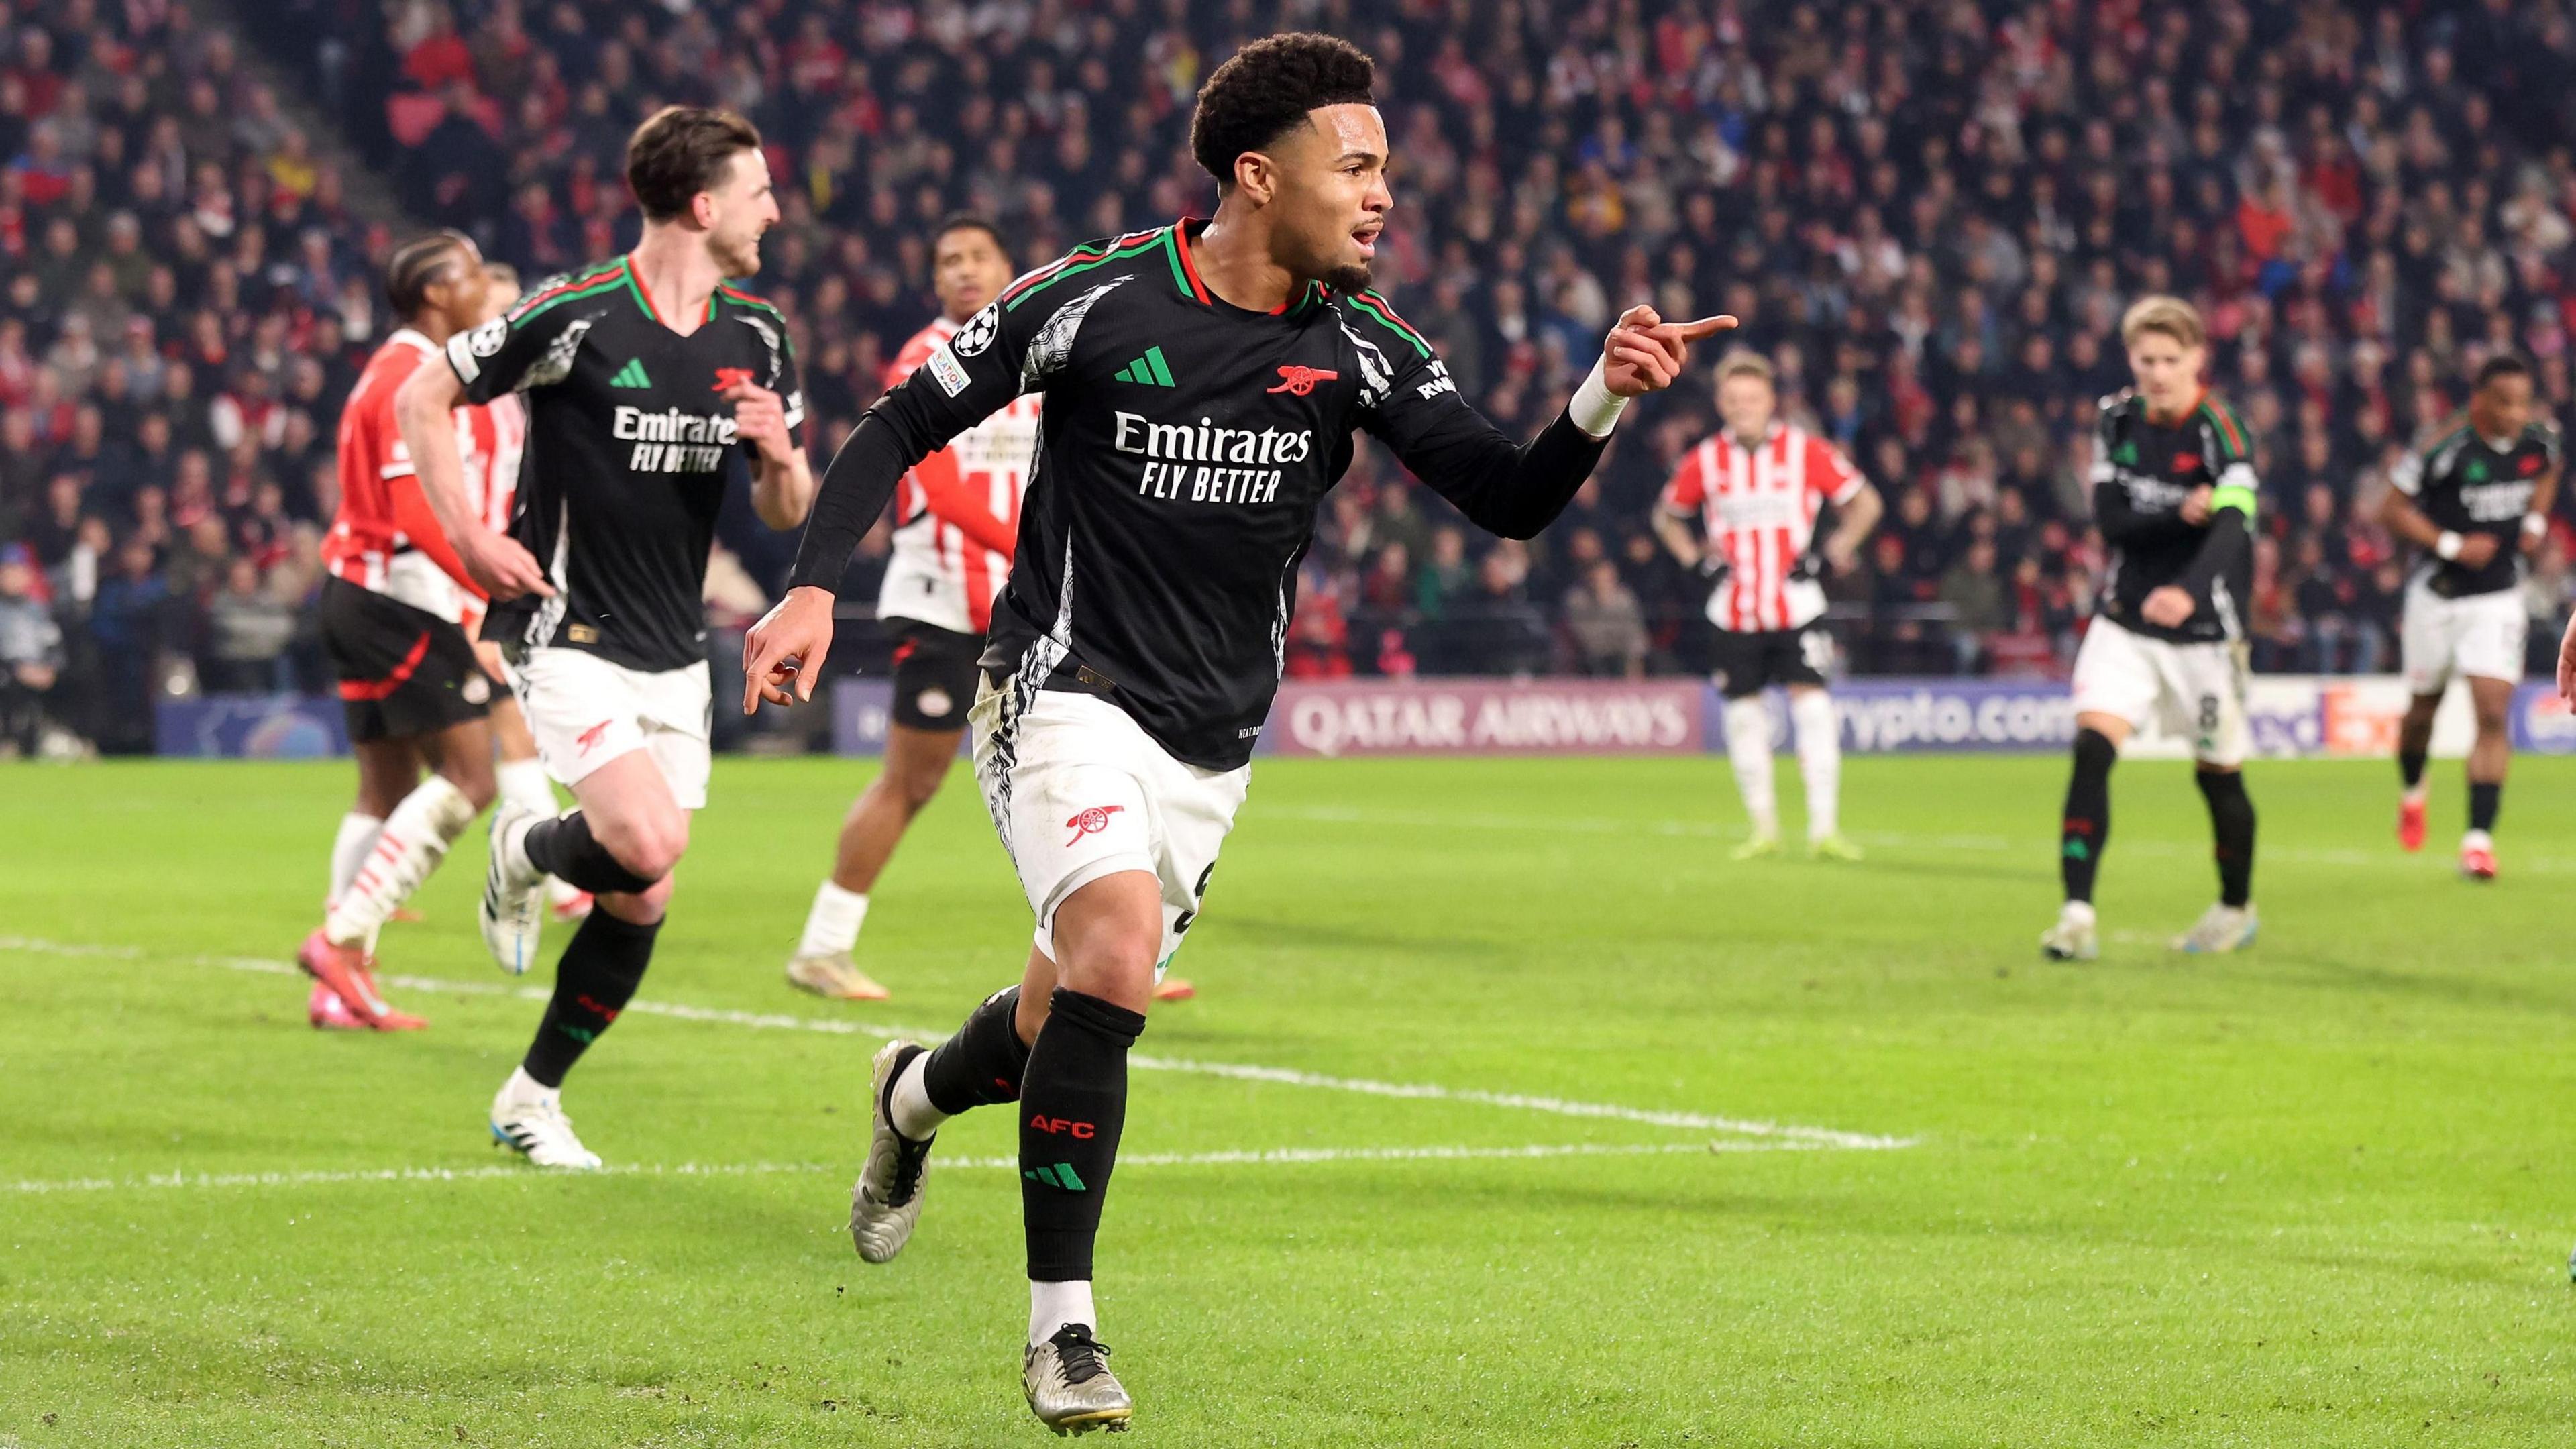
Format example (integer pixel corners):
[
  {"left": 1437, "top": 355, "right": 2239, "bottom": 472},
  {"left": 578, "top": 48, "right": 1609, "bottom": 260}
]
[
  {"left": 2525, "top": 513, "right": 2550, "bottom": 537},
  {"left": 2435, "top": 530, "right": 2464, "bottom": 561},
  {"left": 1567, "top": 359, "right": 1627, "bottom": 439}
]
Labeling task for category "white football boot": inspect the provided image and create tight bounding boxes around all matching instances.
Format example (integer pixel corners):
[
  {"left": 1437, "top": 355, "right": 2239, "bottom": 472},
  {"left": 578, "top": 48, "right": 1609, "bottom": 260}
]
[
  {"left": 849, "top": 1040, "right": 935, "bottom": 1263},
  {"left": 2172, "top": 902, "right": 2258, "bottom": 954},
  {"left": 2039, "top": 901, "right": 2098, "bottom": 961},
  {"left": 479, "top": 802, "right": 549, "bottom": 975},
  {"left": 1024, "top": 1323, "right": 1132, "bottom": 1435},
  {"left": 489, "top": 1079, "right": 604, "bottom": 1170}
]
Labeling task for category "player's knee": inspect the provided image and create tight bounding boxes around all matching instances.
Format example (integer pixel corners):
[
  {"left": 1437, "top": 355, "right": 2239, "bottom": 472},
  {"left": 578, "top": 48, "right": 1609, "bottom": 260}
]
[
  {"left": 445, "top": 764, "right": 498, "bottom": 814},
  {"left": 603, "top": 875, "right": 674, "bottom": 924},
  {"left": 1055, "top": 948, "right": 1157, "bottom": 1008},
  {"left": 892, "top": 761, "right": 950, "bottom": 814},
  {"left": 598, "top": 813, "right": 688, "bottom": 881}
]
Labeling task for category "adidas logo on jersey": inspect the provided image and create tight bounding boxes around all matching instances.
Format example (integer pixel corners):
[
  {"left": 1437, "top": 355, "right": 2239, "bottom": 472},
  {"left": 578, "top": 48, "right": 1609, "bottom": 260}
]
[
  {"left": 1113, "top": 345, "right": 1175, "bottom": 386},
  {"left": 609, "top": 358, "right": 653, "bottom": 389}
]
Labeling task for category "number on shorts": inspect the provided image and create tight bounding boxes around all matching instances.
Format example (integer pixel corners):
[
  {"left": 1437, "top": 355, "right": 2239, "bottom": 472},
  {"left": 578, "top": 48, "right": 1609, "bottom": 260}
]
[
  {"left": 2198, "top": 693, "right": 2220, "bottom": 735},
  {"left": 1172, "top": 863, "right": 1216, "bottom": 938}
]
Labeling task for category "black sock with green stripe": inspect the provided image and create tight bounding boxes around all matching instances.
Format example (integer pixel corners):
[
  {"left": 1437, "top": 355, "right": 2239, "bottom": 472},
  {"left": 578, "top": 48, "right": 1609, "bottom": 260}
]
[
  {"left": 521, "top": 909, "right": 659, "bottom": 1089},
  {"left": 1020, "top": 988, "right": 1146, "bottom": 1282}
]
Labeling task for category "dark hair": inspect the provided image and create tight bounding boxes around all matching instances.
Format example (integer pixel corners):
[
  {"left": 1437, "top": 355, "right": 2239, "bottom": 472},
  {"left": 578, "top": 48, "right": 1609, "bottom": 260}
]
[
  {"left": 626, "top": 106, "right": 763, "bottom": 223},
  {"left": 1189, "top": 33, "right": 1375, "bottom": 189},
  {"left": 933, "top": 212, "right": 1008, "bottom": 259},
  {"left": 384, "top": 230, "right": 472, "bottom": 318},
  {"left": 2477, "top": 353, "right": 2532, "bottom": 390}
]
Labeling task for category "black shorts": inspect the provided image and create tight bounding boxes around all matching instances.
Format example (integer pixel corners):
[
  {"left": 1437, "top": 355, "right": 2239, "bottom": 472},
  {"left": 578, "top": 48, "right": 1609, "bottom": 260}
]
[
  {"left": 1707, "top": 622, "right": 1833, "bottom": 699},
  {"left": 887, "top": 617, "right": 981, "bottom": 731},
  {"left": 320, "top": 576, "right": 492, "bottom": 743}
]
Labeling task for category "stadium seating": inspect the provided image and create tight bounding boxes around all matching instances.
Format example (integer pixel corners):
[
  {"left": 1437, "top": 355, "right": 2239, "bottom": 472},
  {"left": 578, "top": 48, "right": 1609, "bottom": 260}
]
[{"left": 5, "top": 0, "right": 2576, "bottom": 753}]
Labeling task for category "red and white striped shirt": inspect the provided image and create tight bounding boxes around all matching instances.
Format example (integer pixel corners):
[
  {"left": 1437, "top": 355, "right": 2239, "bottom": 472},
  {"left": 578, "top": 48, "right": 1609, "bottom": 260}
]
[
  {"left": 1660, "top": 421, "right": 1865, "bottom": 632},
  {"left": 321, "top": 329, "right": 523, "bottom": 629},
  {"left": 875, "top": 315, "right": 1040, "bottom": 637}
]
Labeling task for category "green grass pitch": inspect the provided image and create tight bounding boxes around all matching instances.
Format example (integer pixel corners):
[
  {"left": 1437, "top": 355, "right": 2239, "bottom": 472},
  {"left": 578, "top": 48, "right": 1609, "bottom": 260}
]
[{"left": 4, "top": 753, "right": 2574, "bottom": 1446}]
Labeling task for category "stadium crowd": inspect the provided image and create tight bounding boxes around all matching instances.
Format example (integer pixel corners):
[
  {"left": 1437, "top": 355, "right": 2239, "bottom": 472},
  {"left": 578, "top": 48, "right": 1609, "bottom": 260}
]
[{"left": 6, "top": 0, "right": 2576, "bottom": 753}]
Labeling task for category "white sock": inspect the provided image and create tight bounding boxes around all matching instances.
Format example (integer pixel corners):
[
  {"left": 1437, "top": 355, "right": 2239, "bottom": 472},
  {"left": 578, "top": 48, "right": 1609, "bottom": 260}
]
[
  {"left": 2465, "top": 829, "right": 2494, "bottom": 850},
  {"left": 799, "top": 880, "right": 870, "bottom": 958},
  {"left": 324, "top": 775, "right": 478, "bottom": 945},
  {"left": 327, "top": 812, "right": 384, "bottom": 906},
  {"left": 496, "top": 757, "right": 558, "bottom": 820},
  {"left": 1723, "top": 694, "right": 1778, "bottom": 837},
  {"left": 498, "top": 1065, "right": 555, "bottom": 1110},
  {"left": 888, "top": 1048, "right": 949, "bottom": 1140},
  {"left": 1031, "top": 1279, "right": 1097, "bottom": 1346},
  {"left": 2060, "top": 900, "right": 2096, "bottom": 928},
  {"left": 1790, "top": 690, "right": 1841, "bottom": 841}
]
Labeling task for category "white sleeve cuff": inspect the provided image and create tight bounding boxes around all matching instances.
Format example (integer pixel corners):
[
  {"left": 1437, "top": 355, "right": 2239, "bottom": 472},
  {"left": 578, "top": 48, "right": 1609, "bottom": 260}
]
[{"left": 1567, "top": 359, "right": 1627, "bottom": 439}]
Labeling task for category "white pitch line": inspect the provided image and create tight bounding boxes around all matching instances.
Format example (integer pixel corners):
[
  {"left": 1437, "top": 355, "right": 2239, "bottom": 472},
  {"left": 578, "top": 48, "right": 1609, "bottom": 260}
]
[
  {"left": 0, "top": 937, "right": 1915, "bottom": 1150},
  {"left": 2, "top": 1141, "right": 1758, "bottom": 1197}
]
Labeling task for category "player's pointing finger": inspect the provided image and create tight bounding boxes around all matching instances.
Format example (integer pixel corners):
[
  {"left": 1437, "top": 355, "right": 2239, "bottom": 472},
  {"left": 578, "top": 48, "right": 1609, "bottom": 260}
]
[{"left": 1666, "top": 315, "right": 1741, "bottom": 343}]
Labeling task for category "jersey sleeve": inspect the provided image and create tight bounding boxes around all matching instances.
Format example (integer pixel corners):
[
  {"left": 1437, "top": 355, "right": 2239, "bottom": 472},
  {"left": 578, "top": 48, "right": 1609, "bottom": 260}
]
[
  {"left": 1659, "top": 447, "right": 1707, "bottom": 516},
  {"left": 786, "top": 254, "right": 1104, "bottom": 592},
  {"left": 445, "top": 299, "right": 584, "bottom": 405},
  {"left": 1803, "top": 435, "right": 1865, "bottom": 506},
  {"left": 2387, "top": 443, "right": 2427, "bottom": 497},
  {"left": 2195, "top": 398, "right": 2259, "bottom": 517},
  {"left": 1348, "top": 291, "right": 1606, "bottom": 541}
]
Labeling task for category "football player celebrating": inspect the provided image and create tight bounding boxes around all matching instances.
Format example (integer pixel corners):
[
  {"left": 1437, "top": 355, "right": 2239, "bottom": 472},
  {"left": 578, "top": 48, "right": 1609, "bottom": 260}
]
[
  {"left": 401, "top": 107, "right": 812, "bottom": 1167},
  {"left": 2380, "top": 354, "right": 2558, "bottom": 879},
  {"left": 745, "top": 33, "right": 1728, "bottom": 1435},
  {"left": 2042, "top": 297, "right": 2261, "bottom": 961}
]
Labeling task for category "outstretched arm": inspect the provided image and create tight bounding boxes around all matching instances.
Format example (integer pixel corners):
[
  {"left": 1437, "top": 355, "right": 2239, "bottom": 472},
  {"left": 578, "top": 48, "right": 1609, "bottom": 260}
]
[{"left": 1363, "top": 303, "right": 1734, "bottom": 539}]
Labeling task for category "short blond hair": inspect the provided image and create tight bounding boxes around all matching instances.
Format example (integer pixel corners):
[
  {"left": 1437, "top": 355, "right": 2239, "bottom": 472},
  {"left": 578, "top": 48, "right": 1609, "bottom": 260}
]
[
  {"left": 1715, "top": 349, "right": 1775, "bottom": 384},
  {"left": 2120, "top": 295, "right": 2205, "bottom": 351}
]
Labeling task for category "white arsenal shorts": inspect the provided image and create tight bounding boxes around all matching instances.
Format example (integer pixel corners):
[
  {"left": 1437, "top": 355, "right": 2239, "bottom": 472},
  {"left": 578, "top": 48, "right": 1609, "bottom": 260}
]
[
  {"left": 2400, "top": 578, "right": 2527, "bottom": 694},
  {"left": 2070, "top": 616, "right": 2250, "bottom": 767},
  {"left": 971, "top": 673, "right": 1248, "bottom": 976},
  {"left": 510, "top": 647, "right": 712, "bottom": 810}
]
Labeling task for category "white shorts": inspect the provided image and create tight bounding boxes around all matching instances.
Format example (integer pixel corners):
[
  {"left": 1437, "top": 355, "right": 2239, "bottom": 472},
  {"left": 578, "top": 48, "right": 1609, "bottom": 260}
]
[
  {"left": 2070, "top": 616, "right": 2249, "bottom": 767},
  {"left": 2400, "top": 580, "right": 2526, "bottom": 694},
  {"left": 971, "top": 674, "right": 1248, "bottom": 975},
  {"left": 511, "top": 647, "right": 712, "bottom": 810}
]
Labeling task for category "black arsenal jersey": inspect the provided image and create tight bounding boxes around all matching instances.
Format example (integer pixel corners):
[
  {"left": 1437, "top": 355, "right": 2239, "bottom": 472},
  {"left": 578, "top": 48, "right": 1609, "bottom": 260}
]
[
  {"left": 2088, "top": 390, "right": 2259, "bottom": 644},
  {"left": 2390, "top": 421, "right": 2560, "bottom": 597},
  {"left": 449, "top": 254, "right": 804, "bottom": 672},
  {"left": 790, "top": 219, "right": 1612, "bottom": 769}
]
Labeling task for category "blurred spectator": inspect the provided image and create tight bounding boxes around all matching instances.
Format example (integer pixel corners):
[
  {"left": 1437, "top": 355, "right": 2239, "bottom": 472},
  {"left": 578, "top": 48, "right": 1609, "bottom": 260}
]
[
  {"left": 0, "top": 543, "right": 63, "bottom": 755},
  {"left": 197, "top": 555, "right": 297, "bottom": 693},
  {"left": 1563, "top": 558, "right": 1648, "bottom": 678}
]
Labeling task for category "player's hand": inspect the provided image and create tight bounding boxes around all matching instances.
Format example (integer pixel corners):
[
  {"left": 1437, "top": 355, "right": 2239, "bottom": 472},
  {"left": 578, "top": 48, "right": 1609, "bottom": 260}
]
[
  {"left": 2522, "top": 523, "right": 2547, "bottom": 556},
  {"left": 471, "top": 639, "right": 511, "bottom": 686},
  {"left": 462, "top": 527, "right": 553, "bottom": 600},
  {"left": 741, "top": 584, "right": 835, "bottom": 714},
  {"left": 2139, "top": 585, "right": 2196, "bottom": 629},
  {"left": 724, "top": 380, "right": 796, "bottom": 466},
  {"left": 2559, "top": 610, "right": 2576, "bottom": 704},
  {"left": 2455, "top": 533, "right": 2501, "bottom": 568},
  {"left": 2179, "top": 486, "right": 2213, "bottom": 526},
  {"left": 1601, "top": 305, "right": 1739, "bottom": 398}
]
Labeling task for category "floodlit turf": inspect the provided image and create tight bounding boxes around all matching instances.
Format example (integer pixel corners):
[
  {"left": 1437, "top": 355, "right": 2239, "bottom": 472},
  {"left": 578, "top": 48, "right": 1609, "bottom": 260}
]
[{"left": 5, "top": 752, "right": 2575, "bottom": 1446}]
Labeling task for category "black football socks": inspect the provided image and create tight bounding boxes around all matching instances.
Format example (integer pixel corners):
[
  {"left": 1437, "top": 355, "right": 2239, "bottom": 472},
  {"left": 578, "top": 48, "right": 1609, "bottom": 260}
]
[
  {"left": 1019, "top": 988, "right": 1146, "bottom": 1283},
  {"left": 2469, "top": 780, "right": 2501, "bottom": 836},
  {"left": 521, "top": 908, "right": 659, "bottom": 1088},
  {"left": 922, "top": 985, "right": 1036, "bottom": 1116},
  {"left": 524, "top": 812, "right": 660, "bottom": 896},
  {"left": 2059, "top": 727, "right": 2117, "bottom": 904},
  {"left": 2194, "top": 768, "right": 2256, "bottom": 909}
]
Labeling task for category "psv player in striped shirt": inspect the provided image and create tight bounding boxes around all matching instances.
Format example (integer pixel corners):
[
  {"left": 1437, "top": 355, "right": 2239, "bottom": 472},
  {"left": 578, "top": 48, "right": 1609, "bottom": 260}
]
[{"left": 1654, "top": 350, "right": 1882, "bottom": 861}]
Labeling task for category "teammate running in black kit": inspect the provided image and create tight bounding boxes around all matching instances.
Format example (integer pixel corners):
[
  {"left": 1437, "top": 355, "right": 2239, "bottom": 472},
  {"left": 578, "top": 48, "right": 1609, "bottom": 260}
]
[{"left": 742, "top": 33, "right": 1729, "bottom": 1435}]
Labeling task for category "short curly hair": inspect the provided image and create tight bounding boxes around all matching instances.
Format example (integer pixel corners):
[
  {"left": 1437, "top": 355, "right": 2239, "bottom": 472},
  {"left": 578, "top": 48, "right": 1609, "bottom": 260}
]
[{"left": 1190, "top": 33, "right": 1376, "bottom": 190}]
